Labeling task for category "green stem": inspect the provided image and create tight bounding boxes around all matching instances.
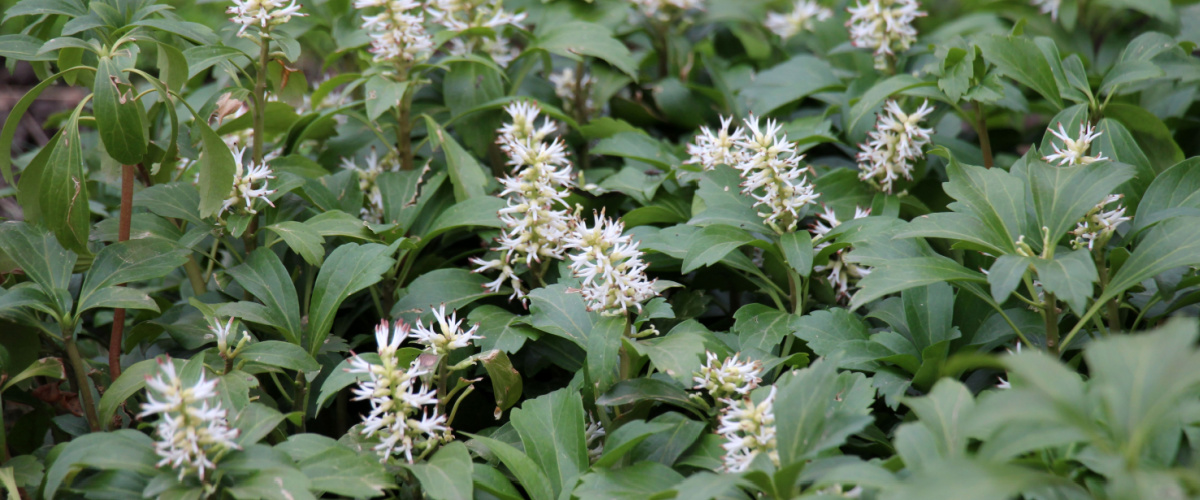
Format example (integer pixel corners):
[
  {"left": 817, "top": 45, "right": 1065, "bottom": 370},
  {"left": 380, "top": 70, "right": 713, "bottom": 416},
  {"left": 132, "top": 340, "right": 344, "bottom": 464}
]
[
  {"left": 291, "top": 373, "right": 308, "bottom": 431},
  {"left": 184, "top": 256, "right": 207, "bottom": 296},
  {"left": 1044, "top": 292, "right": 1059, "bottom": 354},
  {"left": 0, "top": 392, "right": 8, "bottom": 462},
  {"left": 436, "top": 357, "right": 450, "bottom": 414},
  {"left": 64, "top": 327, "right": 101, "bottom": 431},
  {"left": 397, "top": 76, "right": 417, "bottom": 171},
  {"left": 446, "top": 384, "right": 474, "bottom": 427},
  {"left": 975, "top": 102, "right": 993, "bottom": 169},
  {"left": 1094, "top": 248, "right": 1121, "bottom": 333},
  {"left": 245, "top": 35, "right": 270, "bottom": 257},
  {"left": 1060, "top": 300, "right": 1107, "bottom": 353}
]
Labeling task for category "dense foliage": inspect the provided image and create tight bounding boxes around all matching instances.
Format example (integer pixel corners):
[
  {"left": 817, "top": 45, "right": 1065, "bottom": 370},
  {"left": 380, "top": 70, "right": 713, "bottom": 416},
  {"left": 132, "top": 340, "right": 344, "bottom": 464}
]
[{"left": 2, "top": 0, "right": 1200, "bottom": 498}]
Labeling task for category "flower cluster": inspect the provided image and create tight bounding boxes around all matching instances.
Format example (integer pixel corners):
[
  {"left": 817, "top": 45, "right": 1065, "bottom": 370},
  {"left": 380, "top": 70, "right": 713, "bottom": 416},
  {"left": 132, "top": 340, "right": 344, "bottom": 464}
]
[
  {"left": 341, "top": 149, "right": 400, "bottom": 223},
  {"left": 138, "top": 358, "right": 240, "bottom": 481},
  {"left": 856, "top": 99, "right": 934, "bottom": 194},
  {"left": 1043, "top": 122, "right": 1108, "bottom": 166},
  {"left": 222, "top": 147, "right": 277, "bottom": 215},
  {"left": 227, "top": 0, "right": 306, "bottom": 38},
  {"left": 411, "top": 304, "right": 482, "bottom": 356},
  {"left": 1070, "top": 194, "right": 1130, "bottom": 250},
  {"left": 686, "top": 116, "right": 819, "bottom": 232},
  {"left": 846, "top": 0, "right": 925, "bottom": 70},
  {"left": 549, "top": 68, "right": 596, "bottom": 118},
  {"left": 766, "top": 0, "right": 833, "bottom": 39},
  {"left": 585, "top": 414, "right": 606, "bottom": 463},
  {"left": 348, "top": 320, "right": 449, "bottom": 462},
  {"left": 812, "top": 206, "right": 872, "bottom": 301},
  {"left": 631, "top": 0, "right": 704, "bottom": 21},
  {"left": 209, "top": 317, "right": 251, "bottom": 360},
  {"left": 693, "top": 352, "right": 763, "bottom": 400},
  {"left": 471, "top": 102, "right": 575, "bottom": 301},
  {"left": 427, "top": 0, "right": 526, "bottom": 66},
  {"left": 717, "top": 386, "right": 779, "bottom": 473},
  {"left": 563, "top": 212, "right": 658, "bottom": 315},
  {"left": 355, "top": 0, "right": 434, "bottom": 64}
]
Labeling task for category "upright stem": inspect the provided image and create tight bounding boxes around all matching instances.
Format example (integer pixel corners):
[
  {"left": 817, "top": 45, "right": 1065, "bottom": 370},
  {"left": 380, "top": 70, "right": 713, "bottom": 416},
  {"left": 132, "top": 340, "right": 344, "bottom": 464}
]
[
  {"left": 245, "top": 37, "right": 270, "bottom": 255},
  {"left": 572, "top": 60, "right": 591, "bottom": 170},
  {"left": 184, "top": 256, "right": 207, "bottom": 296},
  {"left": 435, "top": 357, "right": 450, "bottom": 414},
  {"left": 108, "top": 164, "right": 135, "bottom": 381},
  {"left": 0, "top": 392, "right": 8, "bottom": 462},
  {"left": 64, "top": 327, "right": 101, "bottom": 431},
  {"left": 1095, "top": 248, "right": 1121, "bottom": 333},
  {"left": 397, "top": 76, "right": 416, "bottom": 171},
  {"left": 1044, "top": 292, "right": 1059, "bottom": 354},
  {"left": 975, "top": 102, "right": 993, "bottom": 169}
]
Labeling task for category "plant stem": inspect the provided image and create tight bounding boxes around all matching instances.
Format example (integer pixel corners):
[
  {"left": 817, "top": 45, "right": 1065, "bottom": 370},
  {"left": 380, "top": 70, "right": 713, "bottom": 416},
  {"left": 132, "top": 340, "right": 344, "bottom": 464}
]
[
  {"left": 397, "top": 75, "right": 417, "bottom": 171},
  {"left": 184, "top": 256, "right": 207, "bottom": 296},
  {"left": 0, "top": 392, "right": 8, "bottom": 462},
  {"left": 975, "top": 102, "right": 993, "bottom": 169},
  {"left": 1094, "top": 248, "right": 1121, "bottom": 332},
  {"left": 572, "top": 59, "right": 591, "bottom": 170},
  {"left": 1044, "top": 292, "right": 1059, "bottom": 354},
  {"left": 245, "top": 36, "right": 270, "bottom": 256},
  {"left": 436, "top": 356, "right": 450, "bottom": 414},
  {"left": 109, "top": 163, "right": 135, "bottom": 381},
  {"left": 64, "top": 327, "right": 101, "bottom": 431}
]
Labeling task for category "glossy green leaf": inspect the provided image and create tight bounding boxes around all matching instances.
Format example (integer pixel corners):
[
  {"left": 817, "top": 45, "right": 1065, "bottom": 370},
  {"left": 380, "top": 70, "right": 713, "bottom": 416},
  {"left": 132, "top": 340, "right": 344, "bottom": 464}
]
[
  {"left": 277, "top": 434, "right": 394, "bottom": 498},
  {"left": 587, "top": 315, "right": 626, "bottom": 393},
  {"left": 307, "top": 242, "right": 395, "bottom": 353},
  {"left": 479, "top": 349, "right": 523, "bottom": 417},
  {"left": 775, "top": 358, "right": 876, "bottom": 464},
  {"left": 575, "top": 461, "right": 684, "bottom": 500},
  {"left": 779, "top": 230, "right": 814, "bottom": 278},
  {"left": 42, "top": 430, "right": 158, "bottom": 500},
  {"left": 1027, "top": 156, "right": 1134, "bottom": 244},
  {"left": 1134, "top": 157, "right": 1200, "bottom": 231},
  {"left": 976, "top": 34, "right": 1063, "bottom": 109},
  {"left": 1031, "top": 249, "right": 1098, "bottom": 315},
  {"left": 464, "top": 433, "right": 555, "bottom": 500},
  {"left": 93, "top": 56, "right": 145, "bottom": 165},
  {"left": 743, "top": 55, "right": 842, "bottom": 116},
  {"left": 407, "top": 442, "right": 473, "bottom": 500},
  {"left": 195, "top": 119, "right": 237, "bottom": 219},
  {"left": 36, "top": 105, "right": 89, "bottom": 253},
  {"left": 527, "top": 284, "right": 598, "bottom": 348},
  {"left": 1, "top": 357, "right": 63, "bottom": 393},
  {"left": 1100, "top": 216, "right": 1200, "bottom": 306},
  {"left": 849, "top": 257, "right": 987, "bottom": 310},
  {"left": 225, "top": 248, "right": 302, "bottom": 345},
  {"left": 510, "top": 388, "right": 588, "bottom": 499},
  {"left": 238, "top": 341, "right": 320, "bottom": 374},
  {"left": 531, "top": 22, "right": 638, "bottom": 79},
  {"left": 265, "top": 221, "right": 325, "bottom": 266}
]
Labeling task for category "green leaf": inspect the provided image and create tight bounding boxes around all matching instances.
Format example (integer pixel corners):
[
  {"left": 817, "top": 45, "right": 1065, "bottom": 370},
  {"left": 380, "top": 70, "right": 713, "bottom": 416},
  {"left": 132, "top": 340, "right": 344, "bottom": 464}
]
[
  {"left": 574, "top": 461, "right": 684, "bottom": 500},
  {"left": 130, "top": 19, "right": 218, "bottom": 45},
  {"left": 1094, "top": 118, "right": 1154, "bottom": 216},
  {"left": 1099, "top": 60, "right": 1164, "bottom": 96},
  {"left": 78, "top": 239, "right": 188, "bottom": 313},
  {"left": 629, "top": 412, "right": 707, "bottom": 466},
  {"left": 1027, "top": 156, "right": 1135, "bottom": 243},
  {"left": 479, "top": 349, "right": 523, "bottom": 417},
  {"left": 1, "top": 357, "right": 63, "bottom": 393},
  {"left": 225, "top": 465, "right": 316, "bottom": 500},
  {"left": 898, "top": 153, "right": 1028, "bottom": 255},
  {"left": 732, "top": 303, "right": 795, "bottom": 354},
  {"left": 37, "top": 107, "right": 89, "bottom": 253},
  {"left": 587, "top": 316, "right": 626, "bottom": 393},
  {"left": 265, "top": 221, "right": 325, "bottom": 266},
  {"left": 225, "top": 248, "right": 302, "bottom": 345},
  {"left": 527, "top": 284, "right": 599, "bottom": 348},
  {"left": 93, "top": 56, "right": 146, "bottom": 165},
  {"left": 682, "top": 225, "right": 755, "bottom": 274},
  {"left": 423, "top": 195, "right": 505, "bottom": 238},
  {"left": 406, "top": 442, "right": 473, "bottom": 500},
  {"left": 1031, "top": 249, "right": 1097, "bottom": 315},
  {"left": 976, "top": 34, "right": 1063, "bottom": 110},
  {"left": 987, "top": 255, "right": 1032, "bottom": 304},
  {"left": 3, "top": 0, "right": 86, "bottom": 22},
  {"left": 0, "top": 221, "right": 76, "bottom": 294},
  {"left": 303, "top": 210, "right": 372, "bottom": 240},
  {"left": 1093, "top": 0, "right": 1172, "bottom": 22},
  {"left": 0, "top": 66, "right": 92, "bottom": 189},
  {"left": 1100, "top": 216, "right": 1200, "bottom": 306},
  {"left": 593, "top": 421, "right": 676, "bottom": 468},
  {"left": 689, "top": 166, "right": 771, "bottom": 234},
  {"left": 134, "top": 182, "right": 205, "bottom": 227},
  {"left": 1134, "top": 157, "right": 1200, "bottom": 231},
  {"left": 463, "top": 433, "right": 555, "bottom": 500},
  {"left": 531, "top": 22, "right": 638, "bottom": 79},
  {"left": 238, "top": 341, "right": 320, "bottom": 374},
  {"left": 97, "top": 358, "right": 160, "bottom": 430},
  {"left": 742, "top": 55, "right": 843, "bottom": 116},
  {"left": 886, "top": 459, "right": 1071, "bottom": 500},
  {"left": 365, "top": 75, "right": 408, "bottom": 121},
  {"left": 1104, "top": 103, "right": 1184, "bottom": 174},
  {"left": 774, "top": 358, "right": 876, "bottom": 464},
  {"left": 425, "top": 119, "right": 488, "bottom": 202},
  {"left": 307, "top": 243, "right": 395, "bottom": 354},
  {"left": 898, "top": 379, "right": 975, "bottom": 467},
  {"left": 849, "top": 257, "right": 987, "bottom": 310},
  {"left": 231, "top": 402, "right": 286, "bottom": 446},
  {"left": 592, "top": 132, "right": 682, "bottom": 171},
  {"left": 596, "top": 377, "right": 702, "bottom": 414},
  {"left": 509, "top": 388, "right": 589, "bottom": 499},
  {"left": 793, "top": 308, "right": 882, "bottom": 371},
  {"left": 75, "top": 287, "right": 157, "bottom": 313},
  {"left": 43, "top": 430, "right": 157, "bottom": 500},
  {"left": 276, "top": 434, "right": 394, "bottom": 498},
  {"left": 195, "top": 119, "right": 237, "bottom": 219},
  {"left": 637, "top": 320, "right": 726, "bottom": 384},
  {"left": 470, "top": 305, "right": 542, "bottom": 354},
  {"left": 779, "top": 230, "right": 814, "bottom": 278},
  {"left": 183, "top": 45, "right": 244, "bottom": 79},
  {"left": 903, "top": 282, "right": 956, "bottom": 352},
  {"left": 392, "top": 268, "right": 502, "bottom": 318}
]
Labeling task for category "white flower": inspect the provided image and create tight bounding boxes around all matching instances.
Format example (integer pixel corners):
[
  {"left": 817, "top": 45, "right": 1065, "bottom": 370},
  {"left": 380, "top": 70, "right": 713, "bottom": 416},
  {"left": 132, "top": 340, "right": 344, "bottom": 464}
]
[
  {"left": 856, "top": 99, "right": 934, "bottom": 194},
  {"left": 355, "top": 0, "right": 433, "bottom": 64},
  {"left": 348, "top": 320, "right": 449, "bottom": 462},
  {"left": 209, "top": 317, "right": 251, "bottom": 358},
  {"left": 766, "top": 0, "right": 833, "bottom": 39},
  {"left": 1070, "top": 194, "right": 1130, "bottom": 250},
  {"left": 631, "top": 0, "right": 703, "bottom": 21},
  {"left": 470, "top": 102, "right": 575, "bottom": 301},
  {"left": 846, "top": 0, "right": 925, "bottom": 70},
  {"left": 428, "top": 0, "right": 526, "bottom": 66},
  {"left": 717, "top": 386, "right": 778, "bottom": 473},
  {"left": 1043, "top": 122, "right": 1108, "bottom": 166},
  {"left": 341, "top": 148, "right": 399, "bottom": 223},
  {"left": 227, "top": 0, "right": 306, "bottom": 37},
  {"left": 549, "top": 68, "right": 595, "bottom": 118},
  {"left": 735, "top": 116, "right": 819, "bottom": 233},
  {"left": 138, "top": 358, "right": 240, "bottom": 481},
  {"left": 222, "top": 147, "right": 276, "bottom": 215},
  {"left": 685, "top": 116, "right": 748, "bottom": 170},
  {"left": 693, "top": 352, "right": 763, "bottom": 399},
  {"left": 585, "top": 414, "right": 606, "bottom": 463},
  {"left": 1031, "top": 0, "right": 1061, "bottom": 20},
  {"left": 563, "top": 212, "right": 658, "bottom": 316},
  {"left": 811, "top": 206, "right": 872, "bottom": 301},
  {"left": 411, "top": 304, "right": 482, "bottom": 356}
]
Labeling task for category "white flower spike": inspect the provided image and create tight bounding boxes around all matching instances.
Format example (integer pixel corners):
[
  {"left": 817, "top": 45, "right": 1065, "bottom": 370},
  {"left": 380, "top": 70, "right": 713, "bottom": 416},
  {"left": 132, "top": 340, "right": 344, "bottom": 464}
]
[
  {"left": 717, "top": 386, "right": 779, "bottom": 472},
  {"left": 411, "top": 304, "right": 482, "bottom": 356},
  {"left": 222, "top": 146, "right": 276, "bottom": 215},
  {"left": 811, "top": 206, "right": 872, "bottom": 301},
  {"left": 228, "top": 0, "right": 306, "bottom": 38},
  {"left": 138, "top": 357, "right": 240, "bottom": 481},
  {"left": 1043, "top": 122, "right": 1108, "bottom": 166},
  {"left": 846, "top": 0, "right": 925, "bottom": 70},
  {"left": 766, "top": 0, "right": 833, "bottom": 40},
  {"left": 562, "top": 211, "right": 658, "bottom": 316},
  {"left": 693, "top": 352, "right": 764, "bottom": 399},
  {"left": 856, "top": 99, "right": 934, "bottom": 193}
]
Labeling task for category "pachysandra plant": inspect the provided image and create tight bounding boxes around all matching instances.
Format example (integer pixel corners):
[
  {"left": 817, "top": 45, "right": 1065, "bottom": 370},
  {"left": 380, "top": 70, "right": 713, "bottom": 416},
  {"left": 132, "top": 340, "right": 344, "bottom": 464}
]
[{"left": 4, "top": 0, "right": 1200, "bottom": 497}]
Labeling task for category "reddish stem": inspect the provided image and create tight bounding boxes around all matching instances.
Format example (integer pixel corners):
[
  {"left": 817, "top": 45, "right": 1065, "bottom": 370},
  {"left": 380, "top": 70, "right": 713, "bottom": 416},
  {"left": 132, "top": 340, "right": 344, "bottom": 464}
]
[{"left": 108, "top": 164, "right": 135, "bottom": 381}]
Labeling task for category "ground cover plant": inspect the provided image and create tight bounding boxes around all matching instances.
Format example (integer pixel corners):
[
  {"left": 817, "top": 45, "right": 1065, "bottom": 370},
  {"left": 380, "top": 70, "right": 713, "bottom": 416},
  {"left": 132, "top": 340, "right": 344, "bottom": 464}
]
[{"left": 2, "top": 0, "right": 1200, "bottom": 497}]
